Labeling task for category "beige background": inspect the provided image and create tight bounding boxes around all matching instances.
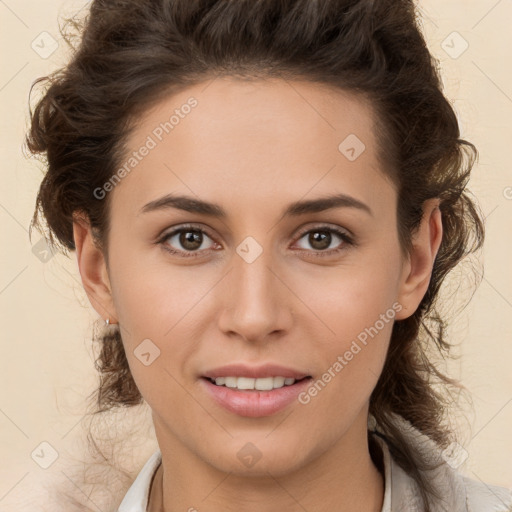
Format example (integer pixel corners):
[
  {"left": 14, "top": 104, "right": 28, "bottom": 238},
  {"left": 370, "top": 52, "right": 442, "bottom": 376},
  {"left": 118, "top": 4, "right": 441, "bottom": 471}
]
[{"left": 1, "top": 0, "right": 511, "bottom": 509}]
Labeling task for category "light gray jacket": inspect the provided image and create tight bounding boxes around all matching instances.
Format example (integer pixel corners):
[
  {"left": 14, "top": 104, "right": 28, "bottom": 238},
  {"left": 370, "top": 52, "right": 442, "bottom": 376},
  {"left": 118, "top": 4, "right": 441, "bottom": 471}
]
[{"left": 370, "top": 413, "right": 512, "bottom": 512}]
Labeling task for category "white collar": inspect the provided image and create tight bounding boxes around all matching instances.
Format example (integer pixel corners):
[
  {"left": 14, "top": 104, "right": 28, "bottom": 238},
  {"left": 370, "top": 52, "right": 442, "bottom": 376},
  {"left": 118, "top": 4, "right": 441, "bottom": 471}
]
[{"left": 117, "top": 449, "right": 161, "bottom": 512}]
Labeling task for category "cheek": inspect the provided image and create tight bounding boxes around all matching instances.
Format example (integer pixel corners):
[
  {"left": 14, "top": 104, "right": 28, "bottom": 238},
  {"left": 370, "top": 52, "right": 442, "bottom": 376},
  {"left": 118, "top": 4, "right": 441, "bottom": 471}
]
[
  {"left": 106, "top": 241, "right": 214, "bottom": 379},
  {"left": 107, "top": 262, "right": 198, "bottom": 405},
  {"left": 296, "top": 256, "right": 402, "bottom": 341},
  {"left": 108, "top": 240, "right": 192, "bottom": 333},
  {"left": 291, "top": 245, "right": 402, "bottom": 395},
  {"left": 295, "top": 271, "right": 397, "bottom": 421}
]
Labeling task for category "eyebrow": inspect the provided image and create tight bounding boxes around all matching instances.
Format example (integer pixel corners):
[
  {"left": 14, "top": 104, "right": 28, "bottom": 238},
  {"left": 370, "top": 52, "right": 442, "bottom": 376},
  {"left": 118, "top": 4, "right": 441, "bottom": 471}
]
[{"left": 139, "top": 192, "right": 373, "bottom": 218}]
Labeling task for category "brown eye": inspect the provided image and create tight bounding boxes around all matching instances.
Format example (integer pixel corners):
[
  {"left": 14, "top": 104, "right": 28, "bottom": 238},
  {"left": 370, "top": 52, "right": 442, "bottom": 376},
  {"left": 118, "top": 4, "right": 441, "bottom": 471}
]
[
  {"left": 294, "top": 225, "right": 354, "bottom": 257},
  {"left": 307, "top": 231, "right": 332, "bottom": 250},
  {"left": 159, "top": 225, "right": 217, "bottom": 257},
  {"left": 179, "top": 230, "right": 204, "bottom": 251}
]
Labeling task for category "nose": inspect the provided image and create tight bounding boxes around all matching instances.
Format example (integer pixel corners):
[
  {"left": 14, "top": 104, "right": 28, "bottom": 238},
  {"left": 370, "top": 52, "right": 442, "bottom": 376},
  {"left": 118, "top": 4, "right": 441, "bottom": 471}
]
[{"left": 217, "top": 244, "right": 293, "bottom": 344}]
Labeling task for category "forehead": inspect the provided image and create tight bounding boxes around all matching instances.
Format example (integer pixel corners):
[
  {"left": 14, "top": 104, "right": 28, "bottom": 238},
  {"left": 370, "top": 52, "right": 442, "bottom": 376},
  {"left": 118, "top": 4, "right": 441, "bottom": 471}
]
[
  {"left": 112, "top": 77, "right": 391, "bottom": 215},
  {"left": 127, "top": 76, "right": 377, "bottom": 153}
]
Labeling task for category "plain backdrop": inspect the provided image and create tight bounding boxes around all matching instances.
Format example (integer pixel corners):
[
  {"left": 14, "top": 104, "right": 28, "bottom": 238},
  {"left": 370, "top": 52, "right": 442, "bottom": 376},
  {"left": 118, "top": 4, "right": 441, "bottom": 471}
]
[{"left": 1, "top": 0, "right": 511, "bottom": 509}]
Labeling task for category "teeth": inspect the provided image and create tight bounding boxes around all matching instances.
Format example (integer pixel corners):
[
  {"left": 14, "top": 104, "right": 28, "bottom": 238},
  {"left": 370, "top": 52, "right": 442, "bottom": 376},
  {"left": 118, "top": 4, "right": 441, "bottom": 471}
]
[{"left": 213, "top": 376, "right": 298, "bottom": 390}]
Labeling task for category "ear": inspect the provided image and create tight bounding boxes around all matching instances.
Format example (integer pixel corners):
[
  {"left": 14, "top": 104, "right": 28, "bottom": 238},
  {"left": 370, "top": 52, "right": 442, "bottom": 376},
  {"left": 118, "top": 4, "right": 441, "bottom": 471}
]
[
  {"left": 394, "top": 198, "right": 443, "bottom": 320},
  {"left": 72, "top": 211, "right": 118, "bottom": 324}
]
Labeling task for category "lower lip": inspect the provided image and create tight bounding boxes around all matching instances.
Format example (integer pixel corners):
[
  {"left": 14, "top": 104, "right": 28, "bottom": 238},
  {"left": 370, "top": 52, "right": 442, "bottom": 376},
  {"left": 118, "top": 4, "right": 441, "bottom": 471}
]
[{"left": 200, "top": 377, "right": 312, "bottom": 417}]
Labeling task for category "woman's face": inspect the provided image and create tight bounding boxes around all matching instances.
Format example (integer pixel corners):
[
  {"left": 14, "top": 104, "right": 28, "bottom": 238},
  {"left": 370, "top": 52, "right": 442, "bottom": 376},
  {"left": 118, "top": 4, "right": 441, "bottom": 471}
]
[{"left": 76, "top": 77, "right": 440, "bottom": 477}]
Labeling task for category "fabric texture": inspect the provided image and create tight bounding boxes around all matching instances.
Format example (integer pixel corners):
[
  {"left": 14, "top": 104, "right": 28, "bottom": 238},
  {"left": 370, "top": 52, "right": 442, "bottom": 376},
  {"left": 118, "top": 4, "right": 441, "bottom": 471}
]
[{"left": 117, "top": 414, "right": 512, "bottom": 512}]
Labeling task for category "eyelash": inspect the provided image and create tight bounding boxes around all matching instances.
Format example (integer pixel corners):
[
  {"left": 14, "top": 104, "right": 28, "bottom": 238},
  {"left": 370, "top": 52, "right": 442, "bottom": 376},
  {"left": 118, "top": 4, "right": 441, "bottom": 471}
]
[{"left": 156, "top": 223, "right": 355, "bottom": 259}]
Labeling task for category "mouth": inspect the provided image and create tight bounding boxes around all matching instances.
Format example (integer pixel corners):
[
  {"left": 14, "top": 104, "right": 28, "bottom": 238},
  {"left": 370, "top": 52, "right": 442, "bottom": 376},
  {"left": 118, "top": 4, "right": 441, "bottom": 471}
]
[{"left": 200, "top": 376, "right": 313, "bottom": 417}]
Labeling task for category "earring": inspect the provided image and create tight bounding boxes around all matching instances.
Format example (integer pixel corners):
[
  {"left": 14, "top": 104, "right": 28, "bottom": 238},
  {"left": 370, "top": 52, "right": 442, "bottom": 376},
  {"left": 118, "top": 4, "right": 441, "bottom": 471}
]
[{"left": 106, "top": 318, "right": 110, "bottom": 326}]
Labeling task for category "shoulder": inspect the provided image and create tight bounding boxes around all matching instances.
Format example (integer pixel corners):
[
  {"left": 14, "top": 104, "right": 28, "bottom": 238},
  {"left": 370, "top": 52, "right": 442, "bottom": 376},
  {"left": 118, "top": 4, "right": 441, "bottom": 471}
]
[
  {"left": 371, "top": 413, "right": 512, "bottom": 512},
  {"left": 461, "top": 474, "right": 512, "bottom": 512},
  {"left": 423, "top": 445, "right": 512, "bottom": 511}
]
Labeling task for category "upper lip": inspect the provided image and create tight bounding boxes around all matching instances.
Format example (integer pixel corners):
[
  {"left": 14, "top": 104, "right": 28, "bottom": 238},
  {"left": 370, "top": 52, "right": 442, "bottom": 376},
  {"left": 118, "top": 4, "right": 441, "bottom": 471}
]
[{"left": 202, "top": 363, "right": 311, "bottom": 380}]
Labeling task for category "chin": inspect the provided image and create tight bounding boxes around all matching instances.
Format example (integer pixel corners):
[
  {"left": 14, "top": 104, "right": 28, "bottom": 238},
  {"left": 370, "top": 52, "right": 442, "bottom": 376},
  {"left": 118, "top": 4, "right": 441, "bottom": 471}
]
[{"left": 203, "top": 438, "right": 310, "bottom": 478}]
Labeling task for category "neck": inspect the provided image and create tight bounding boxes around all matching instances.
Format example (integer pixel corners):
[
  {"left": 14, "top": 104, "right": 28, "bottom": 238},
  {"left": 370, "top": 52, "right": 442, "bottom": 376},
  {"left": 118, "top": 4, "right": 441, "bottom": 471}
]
[{"left": 149, "top": 411, "right": 384, "bottom": 512}]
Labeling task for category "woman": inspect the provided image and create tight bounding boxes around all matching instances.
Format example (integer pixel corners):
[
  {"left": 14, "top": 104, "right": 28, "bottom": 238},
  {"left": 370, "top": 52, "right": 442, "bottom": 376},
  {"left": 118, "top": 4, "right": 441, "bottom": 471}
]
[{"left": 26, "top": 0, "right": 512, "bottom": 511}]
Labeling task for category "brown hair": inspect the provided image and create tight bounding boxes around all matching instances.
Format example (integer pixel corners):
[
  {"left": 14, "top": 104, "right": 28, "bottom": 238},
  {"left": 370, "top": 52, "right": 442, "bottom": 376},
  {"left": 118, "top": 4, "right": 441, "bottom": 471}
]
[{"left": 25, "top": 0, "right": 483, "bottom": 510}]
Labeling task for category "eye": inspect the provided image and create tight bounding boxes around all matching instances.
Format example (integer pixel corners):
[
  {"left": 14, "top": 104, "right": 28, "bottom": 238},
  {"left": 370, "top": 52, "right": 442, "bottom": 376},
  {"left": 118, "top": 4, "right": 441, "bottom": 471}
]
[
  {"left": 293, "top": 225, "right": 354, "bottom": 257},
  {"left": 158, "top": 224, "right": 218, "bottom": 258}
]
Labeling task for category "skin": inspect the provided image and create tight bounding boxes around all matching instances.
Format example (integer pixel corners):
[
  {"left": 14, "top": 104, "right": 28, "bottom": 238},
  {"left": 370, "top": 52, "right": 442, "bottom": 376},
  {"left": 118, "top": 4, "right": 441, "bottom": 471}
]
[{"left": 73, "top": 77, "right": 442, "bottom": 512}]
